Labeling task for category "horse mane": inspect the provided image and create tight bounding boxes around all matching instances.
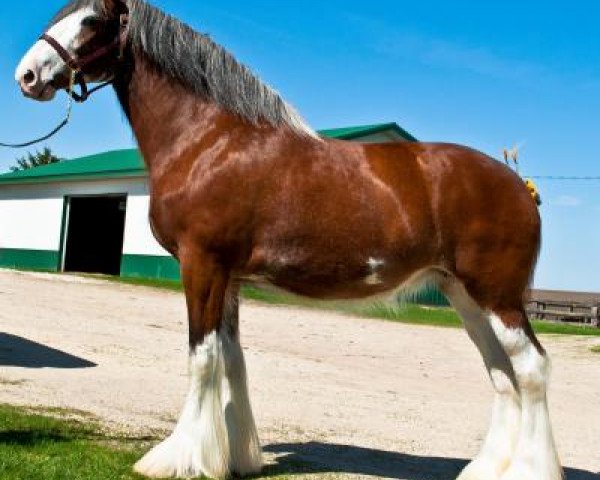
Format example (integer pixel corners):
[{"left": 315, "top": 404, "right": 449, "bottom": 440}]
[
  {"left": 51, "top": 0, "right": 315, "bottom": 136},
  {"left": 129, "top": 1, "right": 316, "bottom": 136}
]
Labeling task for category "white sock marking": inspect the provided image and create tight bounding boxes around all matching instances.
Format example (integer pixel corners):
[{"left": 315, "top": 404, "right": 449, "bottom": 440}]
[
  {"left": 491, "top": 320, "right": 563, "bottom": 480},
  {"left": 222, "top": 333, "right": 263, "bottom": 474},
  {"left": 134, "top": 332, "right": 230, "bottom": 479}
]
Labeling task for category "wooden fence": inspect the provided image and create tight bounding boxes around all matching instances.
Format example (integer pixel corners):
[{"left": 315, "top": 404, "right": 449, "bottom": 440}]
[{"left": 526, "top": 299, "right": 600, "bottom": 327}]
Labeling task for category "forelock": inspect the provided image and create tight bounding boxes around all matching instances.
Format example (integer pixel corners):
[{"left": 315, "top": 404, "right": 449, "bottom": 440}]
[{"left": 48, "top": 0, "right": 102, "bottom": 28}]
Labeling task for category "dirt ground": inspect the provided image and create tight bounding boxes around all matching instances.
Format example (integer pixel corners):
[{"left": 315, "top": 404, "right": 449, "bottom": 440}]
[{"left": 0, "top": 269, "right": 598, "bottom": 479}]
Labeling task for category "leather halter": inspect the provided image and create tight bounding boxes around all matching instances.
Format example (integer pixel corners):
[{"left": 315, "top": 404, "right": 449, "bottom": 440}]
[{"left": 39, "top": 13, "right": 129, "bottom": 103}]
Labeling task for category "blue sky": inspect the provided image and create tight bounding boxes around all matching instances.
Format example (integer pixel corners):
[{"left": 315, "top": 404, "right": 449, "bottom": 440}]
[{"left": 0, "top": 1, "right": 599, "bottom": 291}]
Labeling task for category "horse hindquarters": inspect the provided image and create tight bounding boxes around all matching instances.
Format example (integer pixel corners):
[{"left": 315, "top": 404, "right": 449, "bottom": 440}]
[{"left": 419, "top": 144, "right": 562, "bottom": 479}]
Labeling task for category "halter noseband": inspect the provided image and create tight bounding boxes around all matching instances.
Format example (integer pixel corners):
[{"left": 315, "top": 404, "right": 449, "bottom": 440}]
[{"left": 39, "top": 13, "right": 129, "bottom": 103}]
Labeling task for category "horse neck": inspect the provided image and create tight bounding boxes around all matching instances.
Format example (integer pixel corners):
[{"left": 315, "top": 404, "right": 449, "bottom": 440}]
[{"left": 116, "top": 53, "right": 268, "bottom": 181}]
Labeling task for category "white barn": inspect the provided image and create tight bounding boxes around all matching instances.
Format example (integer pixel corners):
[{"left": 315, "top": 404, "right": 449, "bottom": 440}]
[{"left": 0, "top": 123, "right": 416, "bottom": 280}]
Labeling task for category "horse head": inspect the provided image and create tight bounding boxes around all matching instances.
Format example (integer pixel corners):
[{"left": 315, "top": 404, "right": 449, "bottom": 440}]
[{"left": 15, "top": 0, "right": 128, "bottom": 102}]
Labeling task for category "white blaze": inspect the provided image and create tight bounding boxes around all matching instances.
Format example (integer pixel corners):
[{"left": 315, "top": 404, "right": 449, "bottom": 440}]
[{"left": 15, "top": 8, "right": 95, "bottom": 84}]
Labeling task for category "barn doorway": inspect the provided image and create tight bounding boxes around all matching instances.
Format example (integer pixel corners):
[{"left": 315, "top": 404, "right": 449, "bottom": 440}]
[{"left": 62, "top": 195, "right": 127, "bottom": 276}]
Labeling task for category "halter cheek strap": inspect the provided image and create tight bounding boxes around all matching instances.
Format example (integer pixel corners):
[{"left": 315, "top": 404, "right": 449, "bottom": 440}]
[{"left": 39, "top": 34, "right": 79, "bottom": 71}]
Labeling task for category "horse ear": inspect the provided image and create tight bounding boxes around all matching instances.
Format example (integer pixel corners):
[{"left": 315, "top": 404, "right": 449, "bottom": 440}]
[{"left": 100, "top": 0, "right": 128, "bottom": 16}]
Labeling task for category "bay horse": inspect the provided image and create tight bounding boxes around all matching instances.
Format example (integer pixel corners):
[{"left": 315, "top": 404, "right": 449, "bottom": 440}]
[{"left": 15, "top": 1, "right": 563, "bottom": 479}]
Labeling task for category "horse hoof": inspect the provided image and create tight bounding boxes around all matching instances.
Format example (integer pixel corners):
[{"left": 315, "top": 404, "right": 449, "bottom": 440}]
[
  {"left": 229, "top": 450, "right": 263, "bottom": 477},
  {"left": 457, "top": 456, "right": 508, "bottom": 480},
  {"left": 500, "top": 460, "right": 564, "bottom": 480},
  {"left": 227, "top": 433, "right": 263, "bottom": 476},
  {"left": 134, "top": 434, "right": 200, "bottom": 479},
  {"left": 133, "top": 432, "right": 228, "bottom": 479}
]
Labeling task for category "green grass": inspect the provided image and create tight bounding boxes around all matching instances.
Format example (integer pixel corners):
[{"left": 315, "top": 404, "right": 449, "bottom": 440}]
[
  {"left": 360, "top": 302, "right": 600, "bottom": 337},
  {"left": 530, "top": 320, "right": 600, "bottom": 337},
  {"left": 0, "top": 405, "right": 321, "bottom": 480},
  {"left": 359, "top": 303, "right": 462, "bottom": 328},
  {"left": 0, "top": 404, "right": 149, "bottom": 480},
  {"left": 87, "top": 274, "right": 183, "bottom": 292},
  {"left": 591, "top": 345, "right": 600, "bottom": 354},
  {"left": 241, "top": 284, "right": 294, "bottom": 304}
]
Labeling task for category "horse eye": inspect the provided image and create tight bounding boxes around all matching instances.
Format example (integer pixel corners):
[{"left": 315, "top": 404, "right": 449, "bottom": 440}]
[{"left": 81, "top": 16, "right": 100, "bottom": 28}]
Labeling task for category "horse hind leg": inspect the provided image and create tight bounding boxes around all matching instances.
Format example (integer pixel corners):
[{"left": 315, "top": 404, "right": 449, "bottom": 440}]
[
  {"left": 445, "top": 282, "right": 521, "bottom": 480},
  {"left": 446, "top": 281, "right": 563, "bottom": 480},
  {"left": 492, "top": 309, "right": 563, "bottom": 480}
]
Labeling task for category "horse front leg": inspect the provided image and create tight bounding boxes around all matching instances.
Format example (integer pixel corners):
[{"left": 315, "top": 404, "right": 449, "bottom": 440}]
[
  {"left": 134, "top": 249, "right": 232, "bottom": 479},
  {"left": 221, "top": 284, "right": 263, "bottom": 476}
]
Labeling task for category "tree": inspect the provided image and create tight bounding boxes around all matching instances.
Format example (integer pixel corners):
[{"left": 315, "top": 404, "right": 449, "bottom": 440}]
[{"left": 10, "top": 147, "right": 61, "bottom": 172}]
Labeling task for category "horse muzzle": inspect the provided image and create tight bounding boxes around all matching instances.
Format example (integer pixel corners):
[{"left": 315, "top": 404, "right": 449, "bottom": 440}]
[
  {"left": 15, "top": 49, "right": 59, "bottom": 102},
  {"left": 18, "top": 77, "right": 57, "bottom": 102},
  {"left": 16, "top": 64, "right": 57, "bottom": 102}
]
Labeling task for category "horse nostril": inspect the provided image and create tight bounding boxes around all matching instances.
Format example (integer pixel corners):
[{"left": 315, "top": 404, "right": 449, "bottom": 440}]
[{"left": 23, "top": 69, "right": 36, "bottom": 86}]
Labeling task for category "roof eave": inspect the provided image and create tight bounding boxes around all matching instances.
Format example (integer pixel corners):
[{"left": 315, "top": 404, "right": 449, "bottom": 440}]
[{"left": 0, "top": 169, "right": 147, "bottom": 186}]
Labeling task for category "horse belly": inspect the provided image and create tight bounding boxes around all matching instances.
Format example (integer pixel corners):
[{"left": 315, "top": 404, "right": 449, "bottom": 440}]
[{"left": 244, "top": 236, "right": 432, "bottom": 300}]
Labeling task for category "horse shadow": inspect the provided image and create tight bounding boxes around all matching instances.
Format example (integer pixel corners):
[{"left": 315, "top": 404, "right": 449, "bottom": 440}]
[
  {"left": 0, "top": 429, "right": 72, "bottom": 446},
  {"left": 262, "top": 442, "right": 599, "bottom": 480},
  {"left": 0, "top": 332, "right": 96, "bottom": 369}
]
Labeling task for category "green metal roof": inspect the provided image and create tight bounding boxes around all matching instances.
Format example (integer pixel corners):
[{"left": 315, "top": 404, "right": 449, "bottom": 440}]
[
  {"left": 0, "top": 149, "right": 145, "bottom": 185},
  {"left": 0, "top": 123, "right": 416, "bottom": 186},
  {"left": 319, "top": 122, "right": 418, "bottom": 142}
]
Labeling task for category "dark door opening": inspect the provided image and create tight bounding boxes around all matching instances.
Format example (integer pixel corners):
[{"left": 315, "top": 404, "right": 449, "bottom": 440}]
[{"left": 63, "top": 195, "right": 127, "bottom": 276}]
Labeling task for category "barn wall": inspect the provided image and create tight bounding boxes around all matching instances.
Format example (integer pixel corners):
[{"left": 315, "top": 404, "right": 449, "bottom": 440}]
[
  {"left": 0, "top": 198, "right": 64, "bottom": 251},
  {"left": 120, "top": 254, "right": 180, "bottom": 280},
  {"left": 0, "top": 185, "right": 65, "bottom": 270},
  {"left": 120, "top": 193, "right": 180, "bottom": 279},
  {"left": 0, "top": 177, "right": 178, "bottom": 276}
]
